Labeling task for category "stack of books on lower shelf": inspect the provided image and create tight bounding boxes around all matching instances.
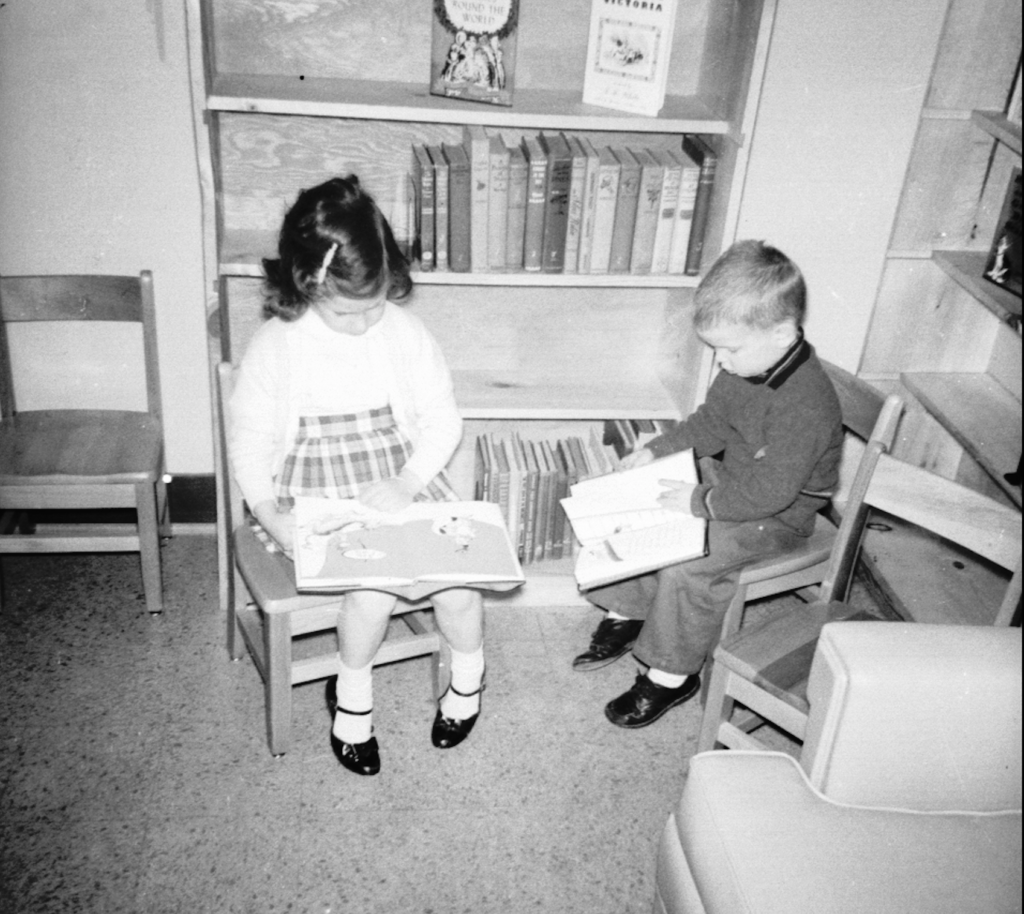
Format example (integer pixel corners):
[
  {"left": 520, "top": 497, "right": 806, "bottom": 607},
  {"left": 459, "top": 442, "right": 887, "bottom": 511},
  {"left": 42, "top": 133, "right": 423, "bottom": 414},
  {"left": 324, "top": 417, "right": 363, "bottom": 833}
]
[
  {"left": 472, "top": 420, "right": 677, "bottom": 566},
  {"left": 411, "top": 129, "right": 717, "bottom": 278}
]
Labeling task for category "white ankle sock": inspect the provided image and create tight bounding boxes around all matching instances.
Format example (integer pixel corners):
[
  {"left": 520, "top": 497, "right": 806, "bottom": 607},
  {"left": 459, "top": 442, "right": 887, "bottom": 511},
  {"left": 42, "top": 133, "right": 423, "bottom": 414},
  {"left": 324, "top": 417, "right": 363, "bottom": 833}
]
[
  {"left": 606, "top": 610, "right": 630, "bottom": 621},
  {"left": 647, "top": 667, "right": 689, "bottom": 690},
  {"left": 441, "top": 645, "right": 485, "bottom": 720},
  {"left": 333, "top": 660, "right": 373, "bottom": 744}
]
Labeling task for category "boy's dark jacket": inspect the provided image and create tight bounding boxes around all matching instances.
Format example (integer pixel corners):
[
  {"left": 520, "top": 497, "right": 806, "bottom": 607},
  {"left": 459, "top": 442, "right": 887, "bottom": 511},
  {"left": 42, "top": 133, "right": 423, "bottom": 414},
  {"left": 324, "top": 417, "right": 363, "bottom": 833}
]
[{"left": 647, "top": 338, "right": 843, "bottom": 536}]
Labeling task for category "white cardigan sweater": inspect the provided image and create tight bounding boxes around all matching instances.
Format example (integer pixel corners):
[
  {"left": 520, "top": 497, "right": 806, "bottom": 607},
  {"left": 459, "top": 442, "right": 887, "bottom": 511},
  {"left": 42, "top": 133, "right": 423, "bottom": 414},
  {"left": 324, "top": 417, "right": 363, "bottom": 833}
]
[{"left": 229, "top": 303, "right": 463, "bottom": 510}]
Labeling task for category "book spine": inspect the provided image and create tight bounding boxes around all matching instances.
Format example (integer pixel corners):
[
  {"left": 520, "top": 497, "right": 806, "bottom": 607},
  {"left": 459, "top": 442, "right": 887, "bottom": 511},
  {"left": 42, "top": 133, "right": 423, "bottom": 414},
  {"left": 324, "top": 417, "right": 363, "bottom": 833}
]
[
  {"left": 427, "top": 146, "right": 449, "bottom": 272},
  {"left": 650, "top": 151, "right": 681, "bottom": 274},
  {"left": 443, "top": 144, "right": 471, "bottom": 273},
  {"left": 577, "top": 137, "right": 601, "bottom": 274},
  {"left": 411, "top": 144, "right": 434, "bottom": 271},
  {"left": 562, "top": 135, "right": 587, "bottom": 274},
  {"left": 540, "top": 135, "right": 572, "bottom": 273},
  {"left": 487, "top": 139, "right": 510, "bottom": 271},
  {"left": 464, "top": 124, "right": 490, "bottom": 272},
  {"left": 521, "top": 138, "right": 547, "bottom": 273},
  {"left": 668, "top": 150, "right": 699, "bottom": 275},
  {"left": 629, "top": 149, "right": 663, "bottom": 275},
  {"left": 506, "top": 145, "right": 528, "bottom": 270},
  {"left": 682, "top": 136, "right": 718, "bottom": 276},
  {"left": 590, "top": 149, "right": 620, "bottom": 274},
  {"left": 608, "top": 148, "right": 640, "bottom": 273}
]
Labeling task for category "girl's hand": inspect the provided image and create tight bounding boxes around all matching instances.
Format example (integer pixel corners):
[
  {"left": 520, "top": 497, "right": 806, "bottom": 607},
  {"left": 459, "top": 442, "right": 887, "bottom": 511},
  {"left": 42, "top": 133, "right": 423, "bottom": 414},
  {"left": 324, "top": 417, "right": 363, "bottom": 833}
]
[
  {"left": 657, "top": 479, "right": 696, "bottom": 514},
  {"left": 618, "top": 447, "right": 655, "bottom": 471},
  {"left": 251, "top": 500, "right": 296, "bottom": 555},
  {"left": 358, "top": 472, "right": 420, "bottom": 513}
]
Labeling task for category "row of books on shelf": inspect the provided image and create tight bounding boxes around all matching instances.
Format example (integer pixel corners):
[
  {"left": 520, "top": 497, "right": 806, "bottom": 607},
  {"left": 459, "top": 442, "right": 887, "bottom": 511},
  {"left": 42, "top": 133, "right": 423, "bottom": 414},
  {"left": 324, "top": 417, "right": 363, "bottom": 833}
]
[
  {"left": 411, "top": 127, "right": 717, "bottom": 277},
  {"left": 472, "top": 419, "right": 675, "bottom": 566}
]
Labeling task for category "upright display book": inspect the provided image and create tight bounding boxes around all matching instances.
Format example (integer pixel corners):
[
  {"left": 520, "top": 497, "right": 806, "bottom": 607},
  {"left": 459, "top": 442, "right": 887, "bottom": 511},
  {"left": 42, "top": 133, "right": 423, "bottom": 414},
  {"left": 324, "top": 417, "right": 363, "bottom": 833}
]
[
  {"left": 430, "top": 0, "right": 518, "bottom": 107},
  {"left": 560, "top": 450, "right": 706, "bottom": 590},
  {"left": 293, "top": 498, "right": 524, "bottom": 592},
  {"left": 582, "top": 0, "right": 678, "bottom": 117},
  {"left": 983, "top": 166, "right": 1022, "bottom": 298}
]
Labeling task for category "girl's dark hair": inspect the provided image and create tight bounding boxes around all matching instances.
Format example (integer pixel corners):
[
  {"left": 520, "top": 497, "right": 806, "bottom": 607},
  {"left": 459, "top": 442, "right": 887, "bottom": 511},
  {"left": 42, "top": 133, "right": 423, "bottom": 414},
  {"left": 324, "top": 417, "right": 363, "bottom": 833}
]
[
  {"left": 693, "top": 239, "right": 806, "bottom": 331},
  {"left": 262, "top": 175, "right": 412, "bottom": 320}
]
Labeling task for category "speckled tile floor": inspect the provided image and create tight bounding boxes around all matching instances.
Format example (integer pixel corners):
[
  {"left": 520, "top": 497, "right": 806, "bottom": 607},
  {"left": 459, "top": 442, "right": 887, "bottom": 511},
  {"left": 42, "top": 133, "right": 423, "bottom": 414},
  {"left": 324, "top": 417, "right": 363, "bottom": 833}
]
[{"left": 3, "top": 533, "right": 793, "bottom": 914}]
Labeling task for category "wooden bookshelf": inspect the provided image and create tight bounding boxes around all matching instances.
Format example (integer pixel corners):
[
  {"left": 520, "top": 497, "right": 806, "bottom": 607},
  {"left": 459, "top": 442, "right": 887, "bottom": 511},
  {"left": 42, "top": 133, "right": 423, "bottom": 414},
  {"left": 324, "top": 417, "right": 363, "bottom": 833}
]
[
  {"left": 860, "top": 0, "right": 1022, "bottom": 515},
  {"left": 188, "top": 0, "right": 778, "bottom": 605}
]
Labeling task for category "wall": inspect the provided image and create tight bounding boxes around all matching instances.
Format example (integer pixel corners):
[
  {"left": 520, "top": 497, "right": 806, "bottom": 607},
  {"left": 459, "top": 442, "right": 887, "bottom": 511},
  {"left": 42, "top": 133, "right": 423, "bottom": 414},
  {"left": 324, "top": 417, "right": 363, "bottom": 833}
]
[
  {"left": 0, "top": 0, "right": 949, "bottom": 475},
  {"left": 737, "top": 0, "right": 949, "bottom": 371},
  {"left": 0, "top": 0, "right": 211, "bottom": 474}
]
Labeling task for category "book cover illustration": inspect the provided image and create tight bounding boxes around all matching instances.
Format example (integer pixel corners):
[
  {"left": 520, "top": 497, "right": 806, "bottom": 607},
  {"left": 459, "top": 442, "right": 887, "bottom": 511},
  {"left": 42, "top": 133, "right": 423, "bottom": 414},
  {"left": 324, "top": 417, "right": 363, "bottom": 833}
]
[
  {"left": 430, "top": 0, "right": 518, "bottom": 107},
  {"left": 293, "top": 498, "right": 525, "bottom": 592},
  {"left": 560, "top": 450, "right": 706, "bottom": 590},
  {"left": 582, "top": 0, "right": 678, "bottom": 117},
  {"left": 984, "top": 166, "right": 1022, "bottom": 299}
]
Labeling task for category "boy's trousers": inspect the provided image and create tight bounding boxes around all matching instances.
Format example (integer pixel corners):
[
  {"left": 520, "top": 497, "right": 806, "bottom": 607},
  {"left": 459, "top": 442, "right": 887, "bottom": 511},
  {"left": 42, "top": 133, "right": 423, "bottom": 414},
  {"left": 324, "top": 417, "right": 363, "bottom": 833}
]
[{"left": 585, "top": 516, "right": 805, "bottom": 675}]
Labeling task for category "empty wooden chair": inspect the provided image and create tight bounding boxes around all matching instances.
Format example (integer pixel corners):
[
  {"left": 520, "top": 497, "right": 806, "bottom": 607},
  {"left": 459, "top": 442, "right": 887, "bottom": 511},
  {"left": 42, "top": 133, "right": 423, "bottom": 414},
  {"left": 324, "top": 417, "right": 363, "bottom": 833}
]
[
  {"left": 698, "top": 399, "right": 1021, "bottom": 753},
  {"left": 0, "top": 272, "right": 169, "bottom": 613},
  {"left": 216, "top": 362, "right": 442, "bottom": 756}
]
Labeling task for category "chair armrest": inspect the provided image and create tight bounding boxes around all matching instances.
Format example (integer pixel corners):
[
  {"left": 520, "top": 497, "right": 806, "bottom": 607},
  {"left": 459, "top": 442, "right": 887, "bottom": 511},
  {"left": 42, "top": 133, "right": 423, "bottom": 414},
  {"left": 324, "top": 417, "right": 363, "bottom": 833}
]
[{"left": 801, "top": 622, "right": 1022, "bottom": 811}]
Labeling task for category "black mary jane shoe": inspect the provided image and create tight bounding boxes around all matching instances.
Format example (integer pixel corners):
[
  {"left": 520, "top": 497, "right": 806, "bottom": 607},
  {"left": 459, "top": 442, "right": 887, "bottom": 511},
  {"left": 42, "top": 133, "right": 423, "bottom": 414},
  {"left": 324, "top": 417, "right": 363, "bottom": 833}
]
[
  {"left": 431, "top": 682, "right": 484, "bottom": 750},
  {"left": 325, "top": 676, "right": 379, "bottom": 776},
  {"left": 330, "top": 731, "right": 381, "bottom": 776},
  {"left": 604, "top": 672, "right": 701, "bottom": 729}
]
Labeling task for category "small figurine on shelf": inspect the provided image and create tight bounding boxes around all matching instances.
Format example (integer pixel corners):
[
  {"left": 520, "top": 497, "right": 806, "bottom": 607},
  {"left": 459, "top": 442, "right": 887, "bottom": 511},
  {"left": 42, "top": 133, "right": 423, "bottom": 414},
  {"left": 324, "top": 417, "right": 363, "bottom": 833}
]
[
  {"left": 430, "top": 0, "right": 518, "bottom": 107},
  {"left": 984, "top": 167, "right": 1022, "bottom": 299}
]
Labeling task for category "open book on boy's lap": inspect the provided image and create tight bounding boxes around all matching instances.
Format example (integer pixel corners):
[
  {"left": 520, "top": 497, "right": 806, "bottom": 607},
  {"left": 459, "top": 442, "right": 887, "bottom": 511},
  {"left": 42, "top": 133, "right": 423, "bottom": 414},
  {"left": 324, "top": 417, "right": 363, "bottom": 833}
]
[
  {"left": 560, "top": 450, "right": 707, "bottom": 590},
  {"left": 293, "top": 497, "right": 525, "bottom": 592}
]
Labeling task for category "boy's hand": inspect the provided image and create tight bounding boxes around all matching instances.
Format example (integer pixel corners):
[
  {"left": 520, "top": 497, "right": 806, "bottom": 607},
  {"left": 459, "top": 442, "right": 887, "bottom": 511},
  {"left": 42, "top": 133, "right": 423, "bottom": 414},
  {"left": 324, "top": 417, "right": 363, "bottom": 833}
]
[
  {"left": 618, "top": 447, "right": 655, "bottom": 470},
  {"left": 657, "top": 479, "right": 696, "bottom": 514},
  {"left": 251, "top": 500, "right": 296, "bottom": 555}
]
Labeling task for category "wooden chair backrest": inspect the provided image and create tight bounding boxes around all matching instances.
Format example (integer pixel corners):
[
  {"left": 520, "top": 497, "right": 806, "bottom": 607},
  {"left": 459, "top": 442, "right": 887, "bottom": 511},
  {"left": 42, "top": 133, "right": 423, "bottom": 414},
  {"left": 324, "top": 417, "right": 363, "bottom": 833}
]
[
  {"left": 817, "top": 394, "right": 905, "bottom": 605},
  {"left": 822, "top": 360, "right": 887, "bottom": 442},
  {"left": 0, "top": 272, "right": 161, "bottom": 420},
  {"left": 215, "top": 361, "right": 244, "bottom": 535}
]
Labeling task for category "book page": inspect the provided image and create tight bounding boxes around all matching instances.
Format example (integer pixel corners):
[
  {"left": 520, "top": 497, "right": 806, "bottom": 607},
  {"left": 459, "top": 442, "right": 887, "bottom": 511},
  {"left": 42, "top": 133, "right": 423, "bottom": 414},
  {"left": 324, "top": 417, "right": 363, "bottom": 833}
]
[
  {"left": 293, "top": 498, "right": 524, "bottom": 591},
  {"left": 567, "top": 450, "right": 698, "bottom": 515}
]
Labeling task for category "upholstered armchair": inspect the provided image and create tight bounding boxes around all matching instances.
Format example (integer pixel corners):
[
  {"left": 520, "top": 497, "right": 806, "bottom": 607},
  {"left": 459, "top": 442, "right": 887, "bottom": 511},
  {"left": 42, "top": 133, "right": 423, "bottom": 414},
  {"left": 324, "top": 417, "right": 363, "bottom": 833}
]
[{"left": 654, "top": 621, "right": 1022, "bottom": 914}]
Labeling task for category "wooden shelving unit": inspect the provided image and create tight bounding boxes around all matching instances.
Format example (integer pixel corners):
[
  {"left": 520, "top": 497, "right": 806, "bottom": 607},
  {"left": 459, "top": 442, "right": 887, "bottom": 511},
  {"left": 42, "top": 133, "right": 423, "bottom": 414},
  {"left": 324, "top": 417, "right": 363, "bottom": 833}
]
[
  {"left": 857, "top": 0, "right": 1021, "bottom": 622},
  {"left": 187, "top": 0, "right": 778, "bottom": 605}
]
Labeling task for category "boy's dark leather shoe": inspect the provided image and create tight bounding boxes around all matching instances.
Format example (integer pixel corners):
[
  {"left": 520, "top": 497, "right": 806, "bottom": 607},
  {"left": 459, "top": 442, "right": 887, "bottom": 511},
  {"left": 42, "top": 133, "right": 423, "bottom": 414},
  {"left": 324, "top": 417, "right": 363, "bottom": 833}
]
[
  {"left": 604, "top": 673, "right": 701, "bottom": 728},
  {"left": 572, "top": 618, "right": 644, "bottom": 670}
]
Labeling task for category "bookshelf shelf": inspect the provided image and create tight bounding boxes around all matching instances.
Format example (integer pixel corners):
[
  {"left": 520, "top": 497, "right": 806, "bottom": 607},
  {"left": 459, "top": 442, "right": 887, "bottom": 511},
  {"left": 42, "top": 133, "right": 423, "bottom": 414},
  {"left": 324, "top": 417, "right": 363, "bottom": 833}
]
[
  {"left": 190, "top": 0, "right": 776, "bottom": 604},
  {"left": 209, "top": 75, "right": 734, "bottom": 136},
  {"left": 971, "top": 109, "right": 1023, "bottom": 155},
  {"left": 932, "top": 249, "right": 1022, "bottom": 325},
  {"left": 901, "top": 371, "right": 1022, "bottom": 507}
]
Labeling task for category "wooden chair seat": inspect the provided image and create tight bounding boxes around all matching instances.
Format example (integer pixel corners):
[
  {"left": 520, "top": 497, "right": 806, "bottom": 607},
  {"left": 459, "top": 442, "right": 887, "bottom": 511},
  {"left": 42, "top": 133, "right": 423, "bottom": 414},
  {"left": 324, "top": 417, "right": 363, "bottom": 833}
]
[{"left": 0, "top": 410, "right": 162, "bottom": 484}]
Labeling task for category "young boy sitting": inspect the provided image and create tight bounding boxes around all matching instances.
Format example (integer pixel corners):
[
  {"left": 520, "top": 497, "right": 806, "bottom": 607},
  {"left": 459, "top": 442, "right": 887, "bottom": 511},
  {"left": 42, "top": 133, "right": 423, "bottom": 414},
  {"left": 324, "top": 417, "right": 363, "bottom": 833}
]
[{"left": 574, "top": 240, "right": 843, "bottom": 729}]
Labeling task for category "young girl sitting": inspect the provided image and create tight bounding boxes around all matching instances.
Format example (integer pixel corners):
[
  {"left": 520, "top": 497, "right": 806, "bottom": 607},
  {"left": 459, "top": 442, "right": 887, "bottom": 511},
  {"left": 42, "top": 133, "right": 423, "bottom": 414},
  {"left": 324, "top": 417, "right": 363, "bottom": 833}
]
[{"left": 229, "top": 175, "right": 487, "bottom": 776}]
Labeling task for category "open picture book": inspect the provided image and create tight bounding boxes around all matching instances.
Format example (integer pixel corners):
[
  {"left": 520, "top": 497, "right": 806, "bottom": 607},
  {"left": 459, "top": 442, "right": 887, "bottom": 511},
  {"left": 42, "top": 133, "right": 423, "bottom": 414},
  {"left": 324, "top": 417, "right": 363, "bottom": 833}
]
[
  {"left": 560, "top": 450, "right": 707, "bottom": 590},
  {"left": 293, "top": 497, "right": 525, "bottom": 592}
]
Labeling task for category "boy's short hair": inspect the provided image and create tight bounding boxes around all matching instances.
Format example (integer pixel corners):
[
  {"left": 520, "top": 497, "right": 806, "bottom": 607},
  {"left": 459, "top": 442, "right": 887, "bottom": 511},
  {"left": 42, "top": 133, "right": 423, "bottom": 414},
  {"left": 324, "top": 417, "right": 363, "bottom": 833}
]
[{"left": 693, "top": 240, "right": 806, "bottom": 331}]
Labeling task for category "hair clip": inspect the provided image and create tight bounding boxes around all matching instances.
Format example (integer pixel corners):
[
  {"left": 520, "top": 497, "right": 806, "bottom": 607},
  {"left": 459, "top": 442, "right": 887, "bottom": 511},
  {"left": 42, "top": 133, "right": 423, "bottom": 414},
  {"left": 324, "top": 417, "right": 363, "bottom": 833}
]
[{"left": 316, "top": 243, "right": 338, "bottom": 285}]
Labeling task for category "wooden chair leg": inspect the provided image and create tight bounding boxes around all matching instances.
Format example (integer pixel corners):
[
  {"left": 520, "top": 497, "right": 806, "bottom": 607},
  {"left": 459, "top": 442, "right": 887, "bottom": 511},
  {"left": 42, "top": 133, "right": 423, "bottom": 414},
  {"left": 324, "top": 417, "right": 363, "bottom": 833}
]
[
  {"left": 156, "top": 476, "right": 172, "bottom": 539},
  {"left": 228, "top": 565, "right": 248, "bottom": 661},
  {"left": 136, "top": 481, "right": 164, "bottom": 614},
  {"left": 696, "top": 660, "right": 734, "bottom": 752},
  {"left": 264, "top": 611, "right": 294, "bottom": 756}
]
